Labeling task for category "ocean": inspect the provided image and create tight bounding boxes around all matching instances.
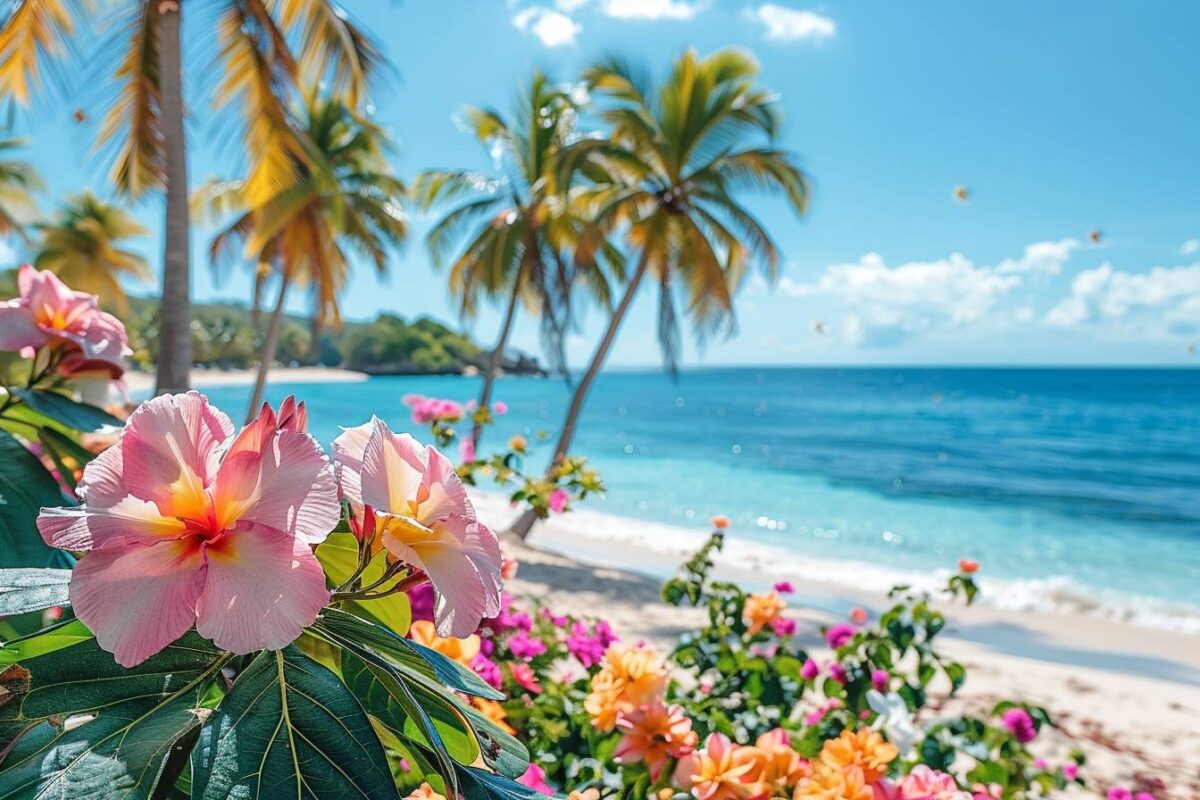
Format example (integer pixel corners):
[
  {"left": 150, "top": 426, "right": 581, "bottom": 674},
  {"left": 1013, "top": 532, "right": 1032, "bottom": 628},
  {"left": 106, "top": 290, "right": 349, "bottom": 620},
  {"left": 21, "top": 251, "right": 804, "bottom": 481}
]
[{"left": 192, "top": 367, "right": 1200, "bottom": 631}]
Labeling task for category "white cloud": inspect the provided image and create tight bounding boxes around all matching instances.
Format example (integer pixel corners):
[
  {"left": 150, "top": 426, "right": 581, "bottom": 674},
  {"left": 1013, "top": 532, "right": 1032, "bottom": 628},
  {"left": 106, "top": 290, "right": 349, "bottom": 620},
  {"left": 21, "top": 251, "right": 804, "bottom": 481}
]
[
  {"left": 745, "top": 4, "right": 835, "bottom": 42},
  {"left": 511, "top": 6, "right": 582, "bottom": 46},
  {"left": 555, "top": 0, "right": 589, "bottom": 9},
  {"left": 1181, "top": 238, "right": 1199, "bottom": 256},
  {"left": 1045, "top": 262, "right": 1200, "bottom": 336},
  {"left": 601, "top": 0, "right": 706, "bottom": 21},
  {"left": 996, "top": 238, "right": 1078, "bottom": 275},
  {"left": 781, "top": 251, "right": 1021, "bottom": 346}
]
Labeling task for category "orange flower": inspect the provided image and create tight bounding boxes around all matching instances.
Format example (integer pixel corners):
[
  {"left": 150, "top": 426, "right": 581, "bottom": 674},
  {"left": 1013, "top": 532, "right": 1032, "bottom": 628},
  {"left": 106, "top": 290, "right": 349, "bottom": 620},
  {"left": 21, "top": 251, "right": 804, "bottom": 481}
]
[
  {"left": 710, "top": 514, "right": 731, "bottom": 530},
  {"left": 792, "top": 765, "right": 874, "bottom": 800},
  {"left": 614, "top": 701, "right": 699, "bottom": 781},
  {"left": 818, "top": 730, "right": 898, "bottom": 784},
  {"left": 406, "top": 784, "right": 446, "bottom": 800},
  {"left": 471, "top": 697, "right": 516, "bottom": 735},
  {"left": 741, "top": 728, "right": 811, "bottom": 797},
  {"left": 569, "top": 791, "right": 601, "bottom": 800},
  {"left": 743, "top": 591, "right": 787, "bottom": 635},
  {"left": 673, "top": 733, "right": 757, "bottom": 800},
  {"left": 408, "top": 619, "right": 480, "bottom": 665},
  {"left": 509, "top": 435, "right": 527, "bottom": 453},
  {"left": 957, "top": 558, "right": 979, "bottom": 574},
  {"left": 584, "top": 644, "right": 668, "bottom": 731}
]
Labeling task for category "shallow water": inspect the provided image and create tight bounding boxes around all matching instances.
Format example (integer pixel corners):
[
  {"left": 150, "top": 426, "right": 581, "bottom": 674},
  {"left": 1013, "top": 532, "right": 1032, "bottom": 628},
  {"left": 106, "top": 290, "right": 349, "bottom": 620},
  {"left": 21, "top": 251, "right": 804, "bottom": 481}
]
[{"left": 192, "top": 366, "right": 1200, "bottom": 630}]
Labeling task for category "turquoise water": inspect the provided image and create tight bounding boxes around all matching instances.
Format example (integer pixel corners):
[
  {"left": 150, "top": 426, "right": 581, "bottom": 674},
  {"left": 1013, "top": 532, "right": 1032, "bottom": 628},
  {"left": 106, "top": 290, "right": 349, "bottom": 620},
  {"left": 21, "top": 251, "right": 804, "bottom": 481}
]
[{"left": 193, "top": 367, "right": 1200, "bottom": 628}]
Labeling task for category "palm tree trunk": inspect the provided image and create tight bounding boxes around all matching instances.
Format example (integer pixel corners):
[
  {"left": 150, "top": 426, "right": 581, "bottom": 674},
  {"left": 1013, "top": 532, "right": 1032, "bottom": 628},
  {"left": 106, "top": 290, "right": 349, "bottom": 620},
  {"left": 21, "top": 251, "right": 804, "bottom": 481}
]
[
  {"left": 508, "top": 251, "right": 651, "bottom": 539},
  {"left": 153, "top": 1, "right": 192, "bottom": 396},
  {"left": 472, "top": 276, "right": 522, "bottom": 449},
  {"left": 246, "top": 274, "right": 291, "bottom": 422}
]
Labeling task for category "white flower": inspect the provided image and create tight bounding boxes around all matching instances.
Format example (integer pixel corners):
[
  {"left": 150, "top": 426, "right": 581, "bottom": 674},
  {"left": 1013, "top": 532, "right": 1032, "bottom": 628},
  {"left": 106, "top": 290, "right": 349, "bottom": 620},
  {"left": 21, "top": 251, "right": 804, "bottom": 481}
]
[{"left": 868, "top": 690, "right": 920, "bottom": 756}]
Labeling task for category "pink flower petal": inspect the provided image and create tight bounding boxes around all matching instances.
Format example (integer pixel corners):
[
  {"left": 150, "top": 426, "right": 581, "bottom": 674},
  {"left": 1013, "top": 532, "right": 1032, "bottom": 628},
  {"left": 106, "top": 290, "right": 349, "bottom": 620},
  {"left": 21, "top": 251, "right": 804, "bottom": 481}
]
[
  {"left": 196, "top": 528, "right": 330, "bottom": 654},
  {"left": 120, "top": 393, "right": 233, "bottom": 516},
  {"left": 70, "top": 539, "right": 208, "bottom": 667},
  {"left": 418, "top": 445, "right": 473, "bottom": 523},
  {"left": 39, "top": 495, "right": 187, "bottom": 551},
  {"left": 0, "top": 302, "right": 47, "bottom": 351},
  {"left": 331, "top": 420, "right": 373, "bottom": 513},
  {"left": 381, "top": 513, "right": 502, "bottom": 638},
  {"left": 358, "top": 419, "right": 426, "bottom": 513},
  {"left": 213, "top": 428, "right": 339, "bottom": 545}
]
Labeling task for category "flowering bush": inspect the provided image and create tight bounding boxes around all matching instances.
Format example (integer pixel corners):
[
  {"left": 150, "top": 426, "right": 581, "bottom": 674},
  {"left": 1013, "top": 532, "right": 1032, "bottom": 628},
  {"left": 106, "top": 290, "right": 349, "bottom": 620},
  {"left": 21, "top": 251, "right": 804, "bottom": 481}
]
[
  {"left": 0, "top": 269, "right": 539, "bottom": 800},
  {"left": 403, "top": 394, "right": 604, "bottom": 520},
  {"left": 414, "top": 526, "right": 1095, "bottom": 800}
]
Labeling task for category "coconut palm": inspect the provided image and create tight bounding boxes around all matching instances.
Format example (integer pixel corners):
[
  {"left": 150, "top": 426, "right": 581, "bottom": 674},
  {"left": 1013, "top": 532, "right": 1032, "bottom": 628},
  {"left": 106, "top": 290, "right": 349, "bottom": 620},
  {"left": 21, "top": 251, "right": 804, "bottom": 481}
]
[
  {"left": 0, "top": 138, "right": 41, "bottom": 239},
  {"left": 413, "top": 72, "right": 621, "bottom": 448},
  {"left": 0, "top": 0, "right": 383, "bottom": 394},
  {"left": 509, "top": 48, "right": 810, "bottom": 538},
  {"left": 195, "top": 92, "right": 408, "bottom": 420},
  {"left": 34, "top": 191, "right": 151, "bottom": 313}
]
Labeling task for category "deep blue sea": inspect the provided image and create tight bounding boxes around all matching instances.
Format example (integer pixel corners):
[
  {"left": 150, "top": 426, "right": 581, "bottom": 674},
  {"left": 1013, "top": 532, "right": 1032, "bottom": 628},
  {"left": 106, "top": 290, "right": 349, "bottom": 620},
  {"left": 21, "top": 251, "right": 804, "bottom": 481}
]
[{"left": 193, "top": 367, "right": 1200, "bottom": 630}]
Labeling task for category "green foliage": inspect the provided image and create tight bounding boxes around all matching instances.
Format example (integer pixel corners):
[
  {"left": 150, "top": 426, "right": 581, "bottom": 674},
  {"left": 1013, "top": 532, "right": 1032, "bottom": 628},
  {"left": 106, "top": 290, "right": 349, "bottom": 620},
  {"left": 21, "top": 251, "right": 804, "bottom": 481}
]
[{"left": 0, "top": 430, "right": 66, "bottom": 569}]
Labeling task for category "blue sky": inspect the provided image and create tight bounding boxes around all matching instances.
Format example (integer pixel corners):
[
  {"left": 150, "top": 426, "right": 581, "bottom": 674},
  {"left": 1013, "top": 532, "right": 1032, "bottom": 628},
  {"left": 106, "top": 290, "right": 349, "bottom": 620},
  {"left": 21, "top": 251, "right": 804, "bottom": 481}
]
[{"left": 6, "top": 0, "right": 1200, "bottom": 367}]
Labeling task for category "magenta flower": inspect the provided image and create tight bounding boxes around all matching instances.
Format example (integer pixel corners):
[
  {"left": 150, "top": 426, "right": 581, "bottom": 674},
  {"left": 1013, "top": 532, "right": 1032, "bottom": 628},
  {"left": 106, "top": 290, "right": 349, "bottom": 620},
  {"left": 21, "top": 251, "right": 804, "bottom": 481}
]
[
  {"left": 565, "top": 622, "right": 606, "bottom": 667},
  {"left": 1107, "top": 789, "right": 1133, "bottom": 800},
  {"left": 507, "top": 630, "right": 547, "bottom": 661},
  {"left": 333, "top": 417, "right": 502, "bottom": 637},
  {"left": 1062, "top": 764, "right": 1078, "bottom": 781},
  {"left": 769, "top": 616, "right": 797, "bottom": 636},
  {"left": 773, "top": 580, "right": 795, "bottom": 594},
  {"left": 0, "top": 264, "right": 128, "bottom": 378},
  {"left": 828, "top": 662, "right": 848, "bottom": 684},
  {"left": 595, "top": 619, "right": 619, "bottom": 648},
  {"left": 458, "top": 438, "right": 476, "bottom": 463},
  {"left": 825, "top": 623, "right": 857, "bottom": 649},
  {"left": 547, "top": 487, "right": 569, "bottom": 514},
  {"left": 36, "top": 394, "right": 338, "bottom": 666},
  {"left": 801, "top": 657, "right": 820, "bottom": 681},
  {"left": 517, "top": 764, "right": 554, "bottom": 796},
  {"left": 1001, "top": 707, "right": 1038, "bottom": 743},
  {"left": 471, "top": 653, "right": 503, "bottom": 690},
  {"left": 871, "top": 669, "right": 890, "bottom": 692},
  {"left": 492, "top": 400, "right": 508, "bottom": 415}
]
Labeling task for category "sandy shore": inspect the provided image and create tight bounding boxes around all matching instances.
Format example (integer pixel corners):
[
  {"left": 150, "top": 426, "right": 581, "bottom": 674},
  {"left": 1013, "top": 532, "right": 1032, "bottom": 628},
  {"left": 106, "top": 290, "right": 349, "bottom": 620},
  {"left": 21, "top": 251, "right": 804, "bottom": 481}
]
[
  {"left": 467, "top": 494, "right": 1200, "bottom": 799},
  {"left": 123, "top": 366, "right": 367, "bottom": 394}
]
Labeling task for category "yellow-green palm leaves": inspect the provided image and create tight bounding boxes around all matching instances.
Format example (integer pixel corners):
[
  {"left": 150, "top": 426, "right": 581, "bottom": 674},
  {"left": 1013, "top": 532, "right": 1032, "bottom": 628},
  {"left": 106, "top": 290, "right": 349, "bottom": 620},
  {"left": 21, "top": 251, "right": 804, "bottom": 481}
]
[
  {"left": 565, "top": 48, "right": 810, "bottom": 368},
  {"left": 198, "top": 93, "right": 408, "bottom": 329},
  {"left": 0, "top": 0, "right": 382, "bottom": 202},
  {"left": 0, "top": 138, "right": 41, "bottom": 239},
  {"left": 34, "top": 191, "right": 150, "bottom": 312}
]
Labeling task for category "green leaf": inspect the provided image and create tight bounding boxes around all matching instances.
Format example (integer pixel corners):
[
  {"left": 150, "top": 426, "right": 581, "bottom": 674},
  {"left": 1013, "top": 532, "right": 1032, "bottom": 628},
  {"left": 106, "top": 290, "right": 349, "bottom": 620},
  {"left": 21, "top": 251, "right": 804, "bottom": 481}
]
[
  {"left": 37, "top": 427, "right": 97, "bottom": 492},
  {"left": 14, "top": 389, "right": 122, "bottom": 433},
  {"left": 0, "top": 431, "right": 67, "bottom": 569},
  {"left": 455, "top": 764, "right": 549, "bottom": 800},
  {"left": 0, "top": 620, "right": 91, "bottom": 667},
  {"left": 316, "top": 533, "right": 412, "bottom": 637},
  {"left": 314, "top": 606, "right": 503, "bottom": 701},
  {"left": 190, "top": 646, "right": 399, "bottom": 800},
  {"left": 0, "top": 569, "right": 71, "bottom": 616},
  {"left": 0, "top": 633, "right": 229, "bottom": 799}
]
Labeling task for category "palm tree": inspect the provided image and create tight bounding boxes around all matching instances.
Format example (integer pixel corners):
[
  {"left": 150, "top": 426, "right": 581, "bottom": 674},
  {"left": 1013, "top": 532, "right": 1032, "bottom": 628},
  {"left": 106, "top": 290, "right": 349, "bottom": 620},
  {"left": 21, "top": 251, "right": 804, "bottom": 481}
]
[
  {"left": 413, "top": 72, "right": 620, "bottom": 448},
  {"left": 195, "top": 92, "right": 408, "bottom": 420},
  {"left": 0, "top": 1, "right": 383, "bottom": 394},
  {"left": 509, "top": 48, "right": 810, "bottom": 538},
  {"left": 0, "top": 138, "right": 41, "bottom": 239},
  {"left": 34, "top": 191, "right": 151, "bottom": 313}
]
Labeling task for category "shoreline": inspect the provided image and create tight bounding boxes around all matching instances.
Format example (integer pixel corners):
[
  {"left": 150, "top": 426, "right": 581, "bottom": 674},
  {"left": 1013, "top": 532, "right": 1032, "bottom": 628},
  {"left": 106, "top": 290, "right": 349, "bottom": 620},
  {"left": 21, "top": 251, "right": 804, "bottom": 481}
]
[
  {"left": 123, "top": 366, "right": 368, "bottom": 394},
  {"left": 475, "top": 496, "right": 1200, "bottom": 796}
]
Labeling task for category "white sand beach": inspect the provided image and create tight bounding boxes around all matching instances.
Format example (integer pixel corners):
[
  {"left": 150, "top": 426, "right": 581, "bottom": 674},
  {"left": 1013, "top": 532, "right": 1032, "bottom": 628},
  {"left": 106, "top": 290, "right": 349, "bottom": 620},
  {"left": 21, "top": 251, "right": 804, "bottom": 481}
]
[
  {"left": 467, "top": 494, "right": 1200, "bottom": 799},
  {"left": 123, "top": 366, "right": 367, "bottom": 395}
]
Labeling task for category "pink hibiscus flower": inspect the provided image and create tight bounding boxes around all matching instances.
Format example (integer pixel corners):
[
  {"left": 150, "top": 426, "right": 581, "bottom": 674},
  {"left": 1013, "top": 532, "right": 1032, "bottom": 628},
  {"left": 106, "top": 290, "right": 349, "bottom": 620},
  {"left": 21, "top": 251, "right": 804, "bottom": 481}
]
[
  {"left": 0, "top": 264, "right": 128, "bottom": 378},
  {"left": 333, "top": 417, "right": 502, "bottom": 638},
  {"left": 36, "top": 393, "right": 339, "bottom": 667},
  {"left": 896, "top": 766, "right": 971, "bottom": 800}
]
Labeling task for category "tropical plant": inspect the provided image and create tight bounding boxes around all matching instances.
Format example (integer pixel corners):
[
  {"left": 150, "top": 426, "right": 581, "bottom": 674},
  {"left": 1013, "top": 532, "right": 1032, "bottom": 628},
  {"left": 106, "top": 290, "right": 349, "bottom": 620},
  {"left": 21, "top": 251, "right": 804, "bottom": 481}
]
[
  {"left": 0, "top": 0, "right": 383, "bottom": 394},
  {"left": 510, "top": 48, "right": 810, "bottom": 537},
  {"left": 33, "top": 191, "right": 150, "bottom": 313},
  {"left": 414, "top": 71, "right": 622, "bottom": 448},
  {"left": 196, "top": 91, "right": 408, "bottom": 419},
  {"left": 0, "top": 138, "right": 41, "bottom": 239}
]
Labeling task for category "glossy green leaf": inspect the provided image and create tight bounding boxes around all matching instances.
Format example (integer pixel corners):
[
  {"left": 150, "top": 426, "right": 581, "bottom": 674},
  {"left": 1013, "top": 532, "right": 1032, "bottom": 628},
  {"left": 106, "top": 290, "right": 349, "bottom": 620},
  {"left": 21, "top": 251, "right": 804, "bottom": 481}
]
[
  {"left": 0, "top": 569, "right": 71, "bottom": 616},
  {"left": 0, "top": 632, "right": 229, "bottom": 799},
  {"left": 0, "top": 620, "right": 91, "bottom": 667},
  {"left": 13, "top": 389, "right": 122, "bottom": 433},
  {"left": 314, "top": 606, "right": 503, "bottom": 700},
  {"left": 316, "top": 533, "right": 412, "bottom": 637},
  {"left": 36, "top": 427, "right": 97, "bottom": 492},
  {"left": 455, "top": 762, "right": 548, "bottom": 800},
  {"left": 190, "top": 646, "right": 399, "bottom": 800},
  {"left": 0, "top": 431, "right": 67, "bottom": 569}
]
